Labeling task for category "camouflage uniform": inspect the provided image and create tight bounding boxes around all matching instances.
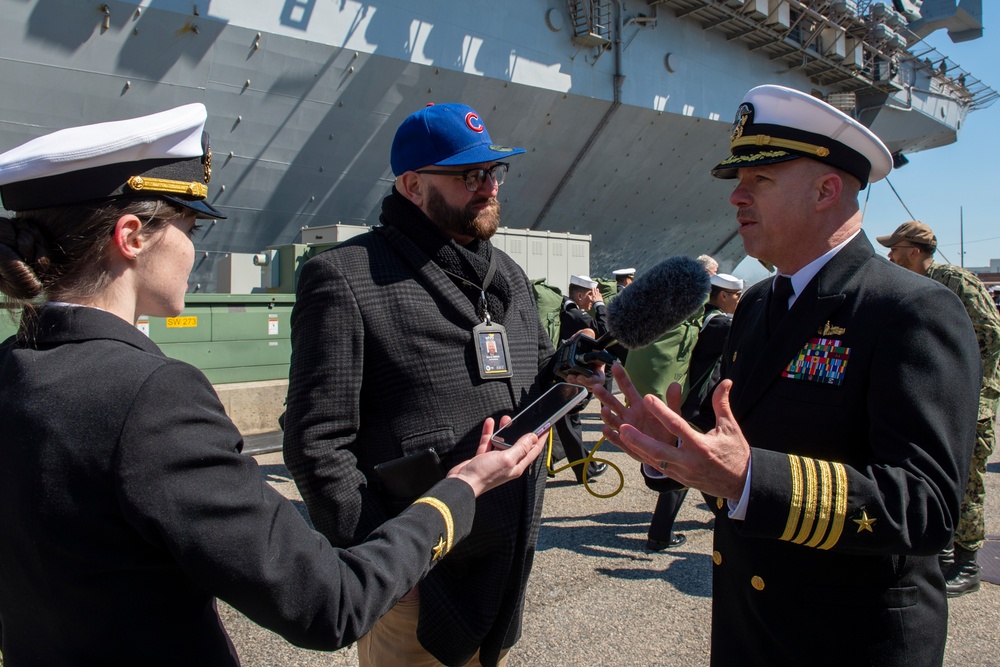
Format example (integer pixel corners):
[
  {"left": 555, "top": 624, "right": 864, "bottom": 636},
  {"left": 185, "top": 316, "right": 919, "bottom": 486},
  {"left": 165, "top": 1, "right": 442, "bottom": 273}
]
[{"left": 926, "top": 261, "right": 1000, "bottom": 551}]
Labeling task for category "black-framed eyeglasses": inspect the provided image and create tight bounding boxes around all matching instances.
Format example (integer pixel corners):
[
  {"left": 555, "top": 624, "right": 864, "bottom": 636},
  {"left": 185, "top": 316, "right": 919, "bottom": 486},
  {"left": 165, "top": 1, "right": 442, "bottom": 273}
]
[{"left": 415, "top": 162, "right": 509, "bottom": 192}]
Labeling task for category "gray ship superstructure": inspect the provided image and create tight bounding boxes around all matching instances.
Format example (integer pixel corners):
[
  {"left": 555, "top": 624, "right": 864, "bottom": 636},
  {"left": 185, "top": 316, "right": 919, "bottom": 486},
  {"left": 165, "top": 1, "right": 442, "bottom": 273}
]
[{"left": 1, "top": 0, "right": 994, "bottom": 289}]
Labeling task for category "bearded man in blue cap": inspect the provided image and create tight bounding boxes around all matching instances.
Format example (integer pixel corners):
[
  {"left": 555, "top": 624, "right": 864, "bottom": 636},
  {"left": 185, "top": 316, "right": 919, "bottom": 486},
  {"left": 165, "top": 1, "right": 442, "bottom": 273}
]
[{"left": 283, "top": 104, "right": 561, "bottom": 667}]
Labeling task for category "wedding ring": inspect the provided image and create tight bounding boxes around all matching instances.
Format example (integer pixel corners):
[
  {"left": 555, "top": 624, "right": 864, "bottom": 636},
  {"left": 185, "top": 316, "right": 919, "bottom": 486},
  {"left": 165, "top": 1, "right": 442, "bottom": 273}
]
[{"left": 657, "top": 460, "right": 668, "bottom": 470}]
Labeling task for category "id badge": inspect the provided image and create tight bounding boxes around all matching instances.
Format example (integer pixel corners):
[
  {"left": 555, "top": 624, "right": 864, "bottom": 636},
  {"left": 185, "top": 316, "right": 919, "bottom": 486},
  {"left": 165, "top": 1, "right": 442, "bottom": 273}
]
[{"left": 474, "top": 322, "right": 513, "bottom": 379}]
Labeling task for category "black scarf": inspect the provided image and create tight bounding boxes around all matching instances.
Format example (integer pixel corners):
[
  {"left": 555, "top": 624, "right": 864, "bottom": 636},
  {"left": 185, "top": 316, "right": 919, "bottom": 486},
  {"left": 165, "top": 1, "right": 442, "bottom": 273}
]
[{"left": 379, "top": 188, "right": 512, "bottom": 324}]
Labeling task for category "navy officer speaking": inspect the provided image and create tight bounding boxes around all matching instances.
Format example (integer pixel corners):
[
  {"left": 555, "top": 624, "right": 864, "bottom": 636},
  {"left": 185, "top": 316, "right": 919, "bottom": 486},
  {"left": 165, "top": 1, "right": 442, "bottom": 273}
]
[{"left": 583, "top": 85, "right": 980, "bottom": 666}]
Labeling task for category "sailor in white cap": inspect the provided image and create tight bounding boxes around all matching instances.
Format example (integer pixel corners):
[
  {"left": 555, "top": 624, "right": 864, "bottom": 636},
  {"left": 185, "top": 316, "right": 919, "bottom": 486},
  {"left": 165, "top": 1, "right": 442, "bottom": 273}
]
[
  {"left": 564, "top": 274, "right": 606, "bottom": 336},
  {"left": 612, "top": 267, "right": 636, "bottom": 292},
  {"left": 0, "top": 104, "right": 542, "bottom": 664},
  {"left": 594, "top": 84, "right": 980, "bottom": 667},
  {"left": 709, "top": 271, "right": 744, "bottom": 294},
  {"left": 553, "top": 273, "right": 610, "bottom": 483},
  {"left": 681, "top": 272, "right": 744, "bottom": 420}
]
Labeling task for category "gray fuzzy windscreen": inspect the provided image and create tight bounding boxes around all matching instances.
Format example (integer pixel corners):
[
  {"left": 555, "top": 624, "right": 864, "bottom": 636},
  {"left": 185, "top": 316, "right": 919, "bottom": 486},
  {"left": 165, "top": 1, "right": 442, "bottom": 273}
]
[{"left": 606, "top": 255, "right": 711, "bottom": 349}]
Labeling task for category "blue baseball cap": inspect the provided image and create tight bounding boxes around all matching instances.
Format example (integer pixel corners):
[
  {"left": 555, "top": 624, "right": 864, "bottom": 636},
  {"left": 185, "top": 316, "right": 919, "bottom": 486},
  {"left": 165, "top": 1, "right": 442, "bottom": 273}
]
[{"left": 390, "top": 103, "right": 525, "bottom": 176}]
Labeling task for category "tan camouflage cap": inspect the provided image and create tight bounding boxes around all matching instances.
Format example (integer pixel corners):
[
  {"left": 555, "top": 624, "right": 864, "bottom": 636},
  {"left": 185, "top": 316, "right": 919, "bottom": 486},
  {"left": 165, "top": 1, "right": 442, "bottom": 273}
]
[{"left": 875, "top": 221, "right": 937, "bottom": 251}]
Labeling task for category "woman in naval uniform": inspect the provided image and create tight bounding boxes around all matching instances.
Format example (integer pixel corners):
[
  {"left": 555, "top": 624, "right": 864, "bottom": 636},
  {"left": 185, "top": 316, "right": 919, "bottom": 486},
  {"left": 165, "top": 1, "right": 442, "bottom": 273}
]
[{"left": 0, "top": 104, "right": 542, "bottom": 665}]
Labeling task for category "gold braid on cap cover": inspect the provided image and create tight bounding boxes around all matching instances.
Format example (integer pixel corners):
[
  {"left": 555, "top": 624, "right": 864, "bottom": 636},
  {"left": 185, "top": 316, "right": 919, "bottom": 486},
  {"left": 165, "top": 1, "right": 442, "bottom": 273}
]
[
  {"left": 731, "top": 134, "right": 831, "bottom": 158},
  {"left": 126, "top": 176, "right": 208, "bottom": 198}
]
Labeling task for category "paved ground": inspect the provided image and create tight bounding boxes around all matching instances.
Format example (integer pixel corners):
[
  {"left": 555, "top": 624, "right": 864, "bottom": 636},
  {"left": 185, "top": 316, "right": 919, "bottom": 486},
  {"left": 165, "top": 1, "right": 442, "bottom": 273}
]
[{"left": 222, "top": 400, "right": 1000, "bottom": 666}]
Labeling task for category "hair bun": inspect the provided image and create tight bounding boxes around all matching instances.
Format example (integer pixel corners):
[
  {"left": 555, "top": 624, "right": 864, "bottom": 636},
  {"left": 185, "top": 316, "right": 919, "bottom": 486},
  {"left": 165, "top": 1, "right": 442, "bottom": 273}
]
[{"left": 0, "top": 216, "right": 44, "bottom": 300}]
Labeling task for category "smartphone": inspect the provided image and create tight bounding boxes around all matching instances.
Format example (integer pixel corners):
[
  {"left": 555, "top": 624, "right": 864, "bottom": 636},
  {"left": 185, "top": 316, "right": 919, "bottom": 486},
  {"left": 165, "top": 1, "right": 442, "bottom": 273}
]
[{"left": 490, "top": 382, "right": 589, "bottom": 449}]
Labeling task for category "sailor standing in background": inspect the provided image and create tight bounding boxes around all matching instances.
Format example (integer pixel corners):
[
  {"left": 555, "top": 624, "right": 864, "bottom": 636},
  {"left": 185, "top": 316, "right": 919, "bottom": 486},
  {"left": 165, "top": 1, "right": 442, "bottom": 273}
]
[
  {"left": 681, "top": 272, "right": 744, "bottom": 421},
  {"left": 586, "top": 85, "right": 979, "bottom": 666},
  {"left": 554, "top": 274, "right": 609, "bottom": 482},
  {"left": 621, "top": 278, "right": 705, "bottom": 551},
  {"left": 613, "top": 267, "right": 636, "bottom": 293},
  {"left": 599, "top": 267, "right": 635, "bottom": 370},
  {"left": 878, "top": 220, "right": 1000, "bottom": 597},
  {"left": 560, "top": 274, "right": 611, "bottom": 340}
]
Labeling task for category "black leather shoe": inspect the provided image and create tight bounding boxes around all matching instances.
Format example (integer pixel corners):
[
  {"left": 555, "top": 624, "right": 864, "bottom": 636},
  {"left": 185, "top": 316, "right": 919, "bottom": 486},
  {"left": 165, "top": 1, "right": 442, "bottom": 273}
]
[
  {"left": 946, "top": 545, "right": 981, "bottom": 598},
  {"left": 576, "top": 462, "right": 607, "bottom": 483},
  {"left": 646, "top": 534, "right": 686, "bottom": 552}
]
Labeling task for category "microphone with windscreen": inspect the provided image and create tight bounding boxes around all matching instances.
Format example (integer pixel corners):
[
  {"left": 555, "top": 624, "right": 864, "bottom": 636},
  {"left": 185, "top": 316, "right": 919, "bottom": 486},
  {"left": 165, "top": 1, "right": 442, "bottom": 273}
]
[{"left": 554, "top": 255, "right": 711, "bottom": 379}]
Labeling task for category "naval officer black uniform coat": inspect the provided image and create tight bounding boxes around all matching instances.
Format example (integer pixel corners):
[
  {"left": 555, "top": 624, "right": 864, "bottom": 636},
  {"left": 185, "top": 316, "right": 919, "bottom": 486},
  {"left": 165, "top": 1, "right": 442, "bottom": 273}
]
[
  {"left": 282, "top": 200, "right": 555, "bottom": 666},
  {"left": 689, "top": 233, "right": 979, "bottom": 666},
  {"left": 0, "top": 306, "right": 475, "bottom": 666}
]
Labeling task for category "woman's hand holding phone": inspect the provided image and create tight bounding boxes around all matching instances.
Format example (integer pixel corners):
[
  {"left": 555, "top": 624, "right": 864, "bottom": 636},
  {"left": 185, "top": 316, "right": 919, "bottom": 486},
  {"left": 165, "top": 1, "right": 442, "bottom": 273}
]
[
  {"left": 445, "top": 417, "right": 543, "bottom": 498},
  {"left": 446, "top": 383, "right": 588, "bottom": 496},
  {"left": 489, "top": 383, "right": 589, "bottom": 449}
]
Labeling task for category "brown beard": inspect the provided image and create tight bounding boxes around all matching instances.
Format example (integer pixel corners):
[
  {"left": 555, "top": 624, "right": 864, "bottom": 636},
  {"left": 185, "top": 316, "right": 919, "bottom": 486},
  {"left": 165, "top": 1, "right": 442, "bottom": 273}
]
[{"left": 425, "top": 185, "right": 500, "bottom": 241}]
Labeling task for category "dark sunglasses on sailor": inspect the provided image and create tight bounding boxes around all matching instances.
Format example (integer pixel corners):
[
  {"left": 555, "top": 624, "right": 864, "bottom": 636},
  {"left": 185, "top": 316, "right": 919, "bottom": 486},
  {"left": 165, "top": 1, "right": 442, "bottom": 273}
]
[{"left": 416, "top": 162, "right": 509, "bottom": 192}]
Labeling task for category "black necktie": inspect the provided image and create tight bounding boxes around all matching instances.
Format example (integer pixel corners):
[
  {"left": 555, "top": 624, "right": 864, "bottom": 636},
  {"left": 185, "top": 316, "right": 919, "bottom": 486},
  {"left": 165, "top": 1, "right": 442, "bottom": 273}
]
[{"left": 768, "top": 275, "right": 794, "bottom": 334}]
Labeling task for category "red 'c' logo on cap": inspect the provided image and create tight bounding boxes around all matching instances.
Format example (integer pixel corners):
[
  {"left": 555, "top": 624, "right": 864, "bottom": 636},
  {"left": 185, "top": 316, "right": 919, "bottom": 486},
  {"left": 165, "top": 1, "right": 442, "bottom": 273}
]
[{"left": 465, "top": 112, "right": 484, "bottom": 133}]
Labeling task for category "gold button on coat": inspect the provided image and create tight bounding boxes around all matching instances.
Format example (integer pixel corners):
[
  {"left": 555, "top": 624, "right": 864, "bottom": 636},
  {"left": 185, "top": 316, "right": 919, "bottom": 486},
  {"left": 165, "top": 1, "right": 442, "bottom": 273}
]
[
  {"left": 751, "top": 576, "right": 765, "bottom": 591},
  {"left": 713, "top": 551, "right": 722, "bottom": 565}
]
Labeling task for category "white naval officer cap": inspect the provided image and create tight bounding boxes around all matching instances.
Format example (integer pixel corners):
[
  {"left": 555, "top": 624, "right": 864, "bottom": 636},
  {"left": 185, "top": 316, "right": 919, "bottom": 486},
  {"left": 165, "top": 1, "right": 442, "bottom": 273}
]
[
  {"left": 710, "top": 273, "right": 744, "bottom": 291},
  {"left": 711, "top": 84, "right": 892, "bottom": 188},
  {"left": 569, "top": 274, "right": 598, "bottom": 289},
  {"left": 0, "top": 103, "right": 225, "bottom": 218},
  {"left": 612, "top": 268, "right": 636, "bottom": 278}
]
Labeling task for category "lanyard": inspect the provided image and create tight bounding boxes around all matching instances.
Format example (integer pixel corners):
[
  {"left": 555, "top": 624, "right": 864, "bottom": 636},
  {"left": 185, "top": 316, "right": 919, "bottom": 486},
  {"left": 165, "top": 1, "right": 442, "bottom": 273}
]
[{"left": 439, "top": 252, "right": 498, "bottom": 325}]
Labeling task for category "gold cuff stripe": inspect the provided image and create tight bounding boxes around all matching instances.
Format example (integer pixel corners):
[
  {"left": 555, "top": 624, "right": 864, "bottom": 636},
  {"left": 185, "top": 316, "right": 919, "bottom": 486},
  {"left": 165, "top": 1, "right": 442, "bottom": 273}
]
[
  {"left": 819, "top": 462, "right": 849, "bottom": 550},
  {"left": 127, "top": 175, "right": 208, "bottom": 198},
  {"left": 793, "top": 457, "right": 819, "bottom": 544},
  {"left": 731, "top": 135, "right": 831, "bottom": 158},
  {"left": 413, "top": 496, "right": 454, "bottom": 556},
  {"left": 780, "top": 454, "right": 804, "bottom": 542},
  {"left": 805, "top": 460, "right": 834, "bottom": 548}
]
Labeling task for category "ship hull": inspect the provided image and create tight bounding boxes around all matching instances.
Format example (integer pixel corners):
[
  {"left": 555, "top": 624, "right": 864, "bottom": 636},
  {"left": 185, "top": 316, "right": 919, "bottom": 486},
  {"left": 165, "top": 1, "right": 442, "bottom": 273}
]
[{"left": 0, "top": 0, "right": 979, "bottom": 288}]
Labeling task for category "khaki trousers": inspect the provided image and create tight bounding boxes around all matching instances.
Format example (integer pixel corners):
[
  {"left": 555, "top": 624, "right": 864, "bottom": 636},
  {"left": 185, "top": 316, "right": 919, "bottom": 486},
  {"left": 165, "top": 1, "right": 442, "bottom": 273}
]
[{"left": 357, "top": 598, "right": 509, "bottom": 667}]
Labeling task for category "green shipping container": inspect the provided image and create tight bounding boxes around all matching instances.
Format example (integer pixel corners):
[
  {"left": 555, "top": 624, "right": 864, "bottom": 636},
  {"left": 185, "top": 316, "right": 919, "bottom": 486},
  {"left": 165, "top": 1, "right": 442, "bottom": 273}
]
[{"left": 1, "top": 294, "right": 296, "bottom": 385}]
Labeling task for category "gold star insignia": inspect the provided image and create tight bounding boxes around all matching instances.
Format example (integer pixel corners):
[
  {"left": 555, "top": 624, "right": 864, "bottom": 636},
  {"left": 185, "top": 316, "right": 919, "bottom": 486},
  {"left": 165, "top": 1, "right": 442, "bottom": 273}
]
[
  {"left": 431, "top": 535, "right": 447, "bottom": 561},
  {"left": 853, "top": 510, "right": 877, "bottom": 533}
]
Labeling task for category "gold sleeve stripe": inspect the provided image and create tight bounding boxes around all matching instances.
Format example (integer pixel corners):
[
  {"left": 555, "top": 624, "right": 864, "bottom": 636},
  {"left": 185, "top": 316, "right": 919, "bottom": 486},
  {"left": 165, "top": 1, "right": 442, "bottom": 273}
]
[
  {"left": 805, "top": 460, "right": 834, "bottom": 548},
  {"left": 780, "top": 454, "right": 804, "bottom": 542},
  {"left": 793, "top": 457, "right": 819, "bottom": 544},
  {"left": 819, "top": 462, "right": 849, "bottom": 550},
  {"left": 413, "top": 496, "right": 454, "bottom": 555}
]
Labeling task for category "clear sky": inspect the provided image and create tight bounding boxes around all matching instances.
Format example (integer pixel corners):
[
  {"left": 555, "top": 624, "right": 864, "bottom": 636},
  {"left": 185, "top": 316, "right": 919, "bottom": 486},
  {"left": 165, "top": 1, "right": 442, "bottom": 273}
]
[{"left": 735, "top": 10, "right": 999, "bottom": 283}]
